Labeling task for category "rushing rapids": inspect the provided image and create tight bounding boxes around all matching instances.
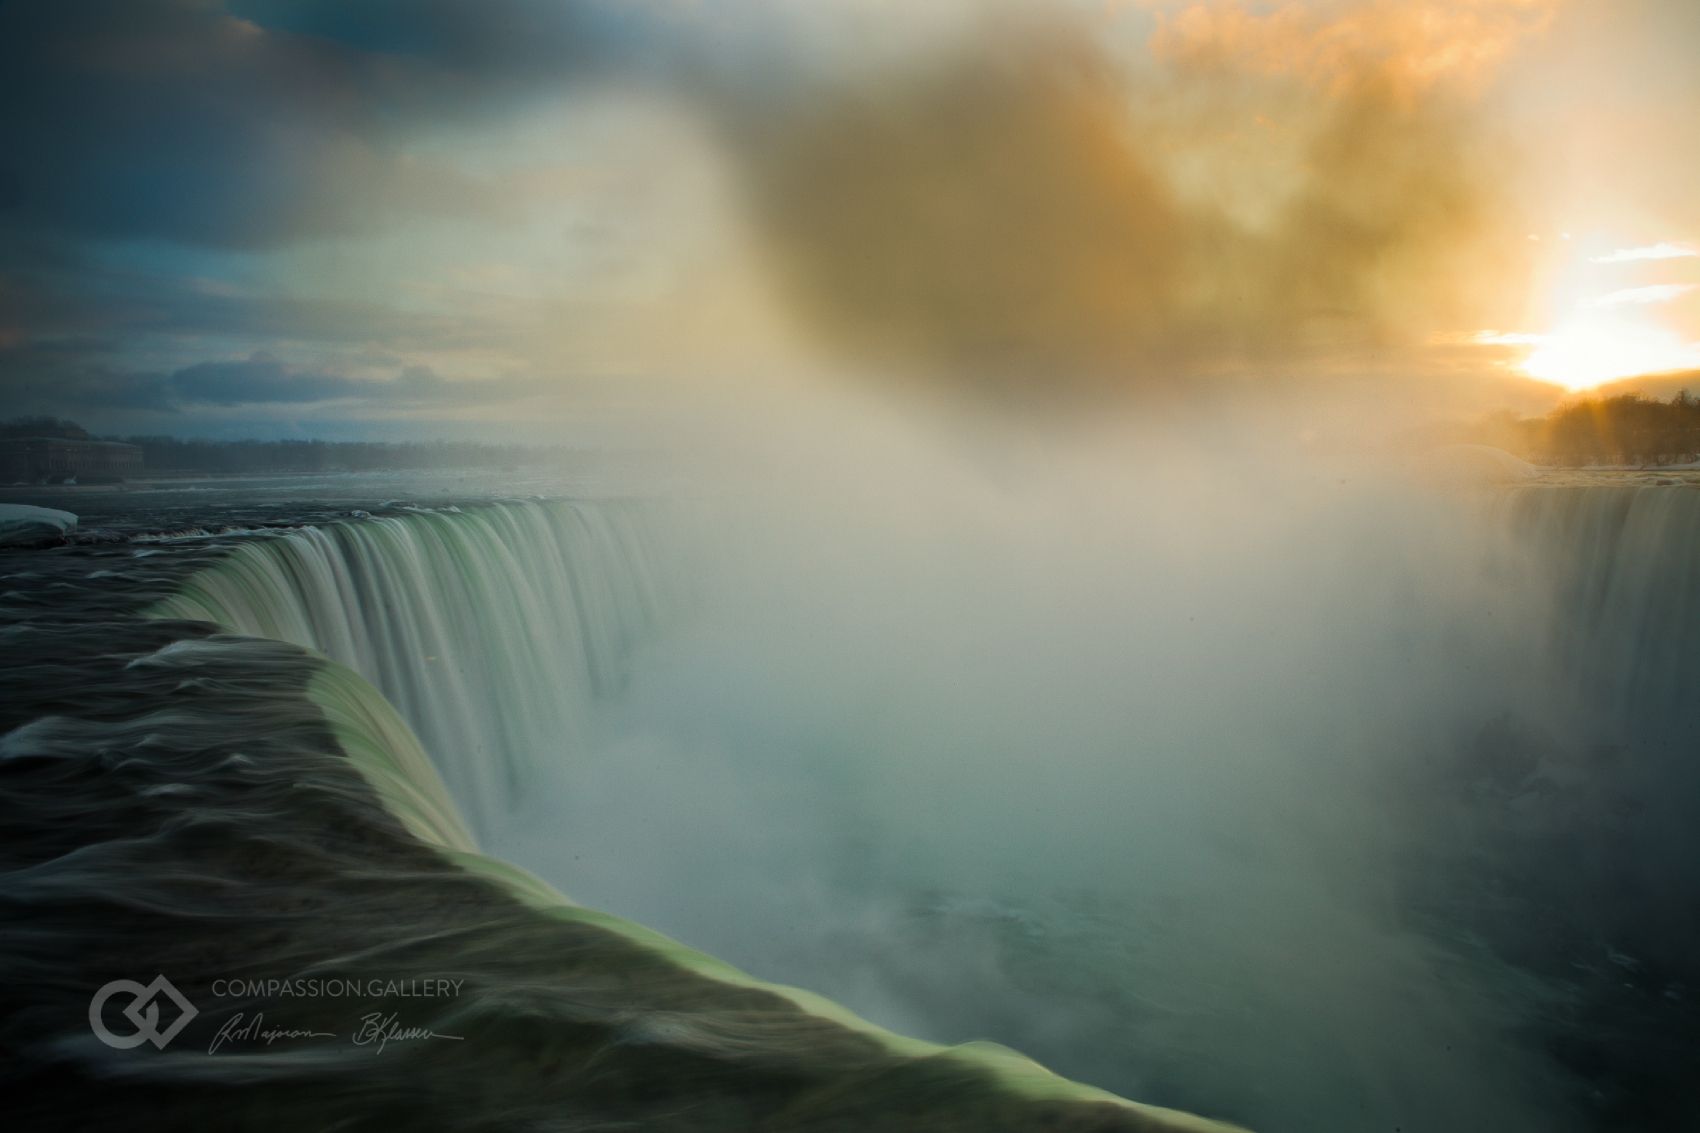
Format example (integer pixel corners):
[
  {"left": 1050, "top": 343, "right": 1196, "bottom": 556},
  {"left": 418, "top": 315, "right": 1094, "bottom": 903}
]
[{"left": 3, "top": 477, "right": 1700, "bottom": 1132}]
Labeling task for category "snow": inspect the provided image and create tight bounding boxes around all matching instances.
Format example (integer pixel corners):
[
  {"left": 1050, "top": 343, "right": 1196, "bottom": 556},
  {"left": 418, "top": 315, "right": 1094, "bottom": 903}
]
[
  {"left": 0, "top": 504, "right": 78, "bottom": 547},
  {"left": 1417, "top": 445, "right": 1540, "bottom": 486}
]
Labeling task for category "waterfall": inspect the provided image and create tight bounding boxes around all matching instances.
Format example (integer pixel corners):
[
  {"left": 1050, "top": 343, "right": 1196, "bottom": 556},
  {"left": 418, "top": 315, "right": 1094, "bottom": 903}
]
[
  {"left": 1506, "top": 485, "right": 1700, "bottom": 723},
  {"left": 150, "top": 499, "right": 679, "bottom": 837},
  {"left": 1496, "top": 484, "right": 1700, "bottom": 971},
  {"left": 131, "top": 478, "right": 1700, "bottom": 1131},
  {"left": 2, "top": 601, "right": 1238, "bottom": 1133}
]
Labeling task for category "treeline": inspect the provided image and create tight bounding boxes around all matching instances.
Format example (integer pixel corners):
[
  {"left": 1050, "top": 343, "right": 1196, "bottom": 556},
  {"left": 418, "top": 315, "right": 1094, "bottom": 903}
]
[
  {"left": 1470, "top": 392, "right": 1700, "bottom": 468},
  {"left": 109, "top": 435, "right": 554, "bottom": 475}
]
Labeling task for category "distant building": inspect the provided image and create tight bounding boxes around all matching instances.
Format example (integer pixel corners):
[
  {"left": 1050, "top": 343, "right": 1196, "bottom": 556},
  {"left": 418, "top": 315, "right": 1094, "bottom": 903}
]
[{"left": 0, "top": 437, "right": 143, "bottom": 484}]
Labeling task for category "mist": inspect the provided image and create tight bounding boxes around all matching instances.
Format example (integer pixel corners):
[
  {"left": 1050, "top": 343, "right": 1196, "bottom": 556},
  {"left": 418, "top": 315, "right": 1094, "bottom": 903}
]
[
  {"left": 391, "top": 4, "right": 1590, "bottom": 1127},
  {"left": 479, "top": 392, "right": 1588, "bottom": 1132},
  {"left": 644, "top": 0, "right": 1545, "bottom": 409},
  {"left": 457, "top": 14, "right": 1591, "bottom": 1126}
]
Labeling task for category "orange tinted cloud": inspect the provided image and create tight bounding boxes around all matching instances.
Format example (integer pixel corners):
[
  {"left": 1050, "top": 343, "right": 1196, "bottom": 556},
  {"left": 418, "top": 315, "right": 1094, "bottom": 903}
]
[
  {"left": 1146, "top": 1, "right": 1557, "bottom": 100},
  {"left": 710, "top": 5, "right": 1540, "bottom": 402}
]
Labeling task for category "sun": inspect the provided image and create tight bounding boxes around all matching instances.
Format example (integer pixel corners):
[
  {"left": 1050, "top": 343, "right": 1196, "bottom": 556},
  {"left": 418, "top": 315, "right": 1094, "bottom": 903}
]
[{"left": 1519, "top": 313, "right": 1700, "bottom": 392}]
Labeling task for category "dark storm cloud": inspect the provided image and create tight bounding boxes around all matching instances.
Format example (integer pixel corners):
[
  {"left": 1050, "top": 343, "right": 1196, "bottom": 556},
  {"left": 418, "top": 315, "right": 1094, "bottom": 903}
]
[
  {"left": 0, "top": 0, "right": 663, "bottom": 429},
  {"left": 0, "top": 234, "right": 516, "bottom": 420},
  {"left": 0, "top": 0, "right": 663, "bottom": 252},
  {"left": 225, "top": 0, "right": 659, "bottom": 82},
  {"left": 0, "top": 346, "right": 175, "bottom": 414},
  {"left": 0, "top": 0, "right": 503, "bottom": 249},
  {"left": 168, "top": 356, "right": 369, "bottom": 405}
]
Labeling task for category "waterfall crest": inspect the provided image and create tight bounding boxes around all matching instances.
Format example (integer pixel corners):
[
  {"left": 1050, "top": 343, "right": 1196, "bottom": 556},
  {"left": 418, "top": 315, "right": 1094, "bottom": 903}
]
[{"left": 150, "top": 500, "right": 677, "bottom": 836}]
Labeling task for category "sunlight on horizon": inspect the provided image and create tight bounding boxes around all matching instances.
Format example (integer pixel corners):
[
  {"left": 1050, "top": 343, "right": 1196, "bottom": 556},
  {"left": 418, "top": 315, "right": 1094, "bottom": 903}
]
[
  {"left": 1476, "top": 240, "right": 1700, "bottom": 393},
  {"left": 1474, "top": 318, "right": 1700, "bottom": 393},
  {"left": 1520, "top": 316, "right": 1700, "bottom": 391}
]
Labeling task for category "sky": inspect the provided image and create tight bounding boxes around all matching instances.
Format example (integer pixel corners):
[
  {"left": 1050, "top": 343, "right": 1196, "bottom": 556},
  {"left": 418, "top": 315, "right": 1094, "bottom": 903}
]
[{"left": 2, "top": 0, "right": 1699, "bottom": 440}]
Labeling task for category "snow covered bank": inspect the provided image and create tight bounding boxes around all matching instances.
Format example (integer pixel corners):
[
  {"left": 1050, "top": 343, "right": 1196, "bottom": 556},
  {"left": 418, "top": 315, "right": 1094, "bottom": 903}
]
[
  {"left": 0, "top": 504, "right": 78, "bottom": 547},
  {"left": 1416, "top": 444, "right": 1540, "bottom": 486}
]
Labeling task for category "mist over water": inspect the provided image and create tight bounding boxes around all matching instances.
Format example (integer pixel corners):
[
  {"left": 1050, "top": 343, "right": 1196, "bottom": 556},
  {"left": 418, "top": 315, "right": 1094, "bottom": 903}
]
[
  {"left": 471, "top": 408, "right": 1583, "bottom": 1132},
  {"left": 129, "top": 398, "right": 1700, "bottom": 1130}
]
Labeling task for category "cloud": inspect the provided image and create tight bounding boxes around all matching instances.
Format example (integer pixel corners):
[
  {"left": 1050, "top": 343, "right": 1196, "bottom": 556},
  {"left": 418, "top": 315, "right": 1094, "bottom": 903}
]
[
  {"left": 0, "top": 0, "right": 535, "bottom": 248},
  {"left": 0, "top": 0, "right": 1567, "bottom": 420},
  {"left": 1144, "top": 0, "right": 1558, "bottom": 99},
  {"left": 10, "top": 260, "right": 514, "bottom": 355},
  {"left": 167, "top": 356, "right": 368, "bottom": 405},
  {"left": 0, "top": 342, "right": 551, "bottom": 422},
  {"left": 1587, "top": 283, "right": 1697, "bottom": 308},
  {"left": 1589, "top": 242, "right": 1698, "bottom": 264},
  {"left": 162, "top": 355, "right": 557, "bottom": 409},
  {"left": 0, "top": 0, "right": 729, "bottom": 428},
  {"left": 708, "top": 5, "right": 1538, "bottom": 401},
  {"left": 223, "top": 0, "right": 660, "bottom": 82},
  {"left": 713, "top": 23, "right": 1190, "bottom": 399}
]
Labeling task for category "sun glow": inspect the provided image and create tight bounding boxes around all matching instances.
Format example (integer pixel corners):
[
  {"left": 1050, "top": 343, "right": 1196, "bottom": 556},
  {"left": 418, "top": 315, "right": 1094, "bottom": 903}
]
[
  {"left": 1482, "top": 235, "right": 1700, "bottom": 392},
  {"left": 1516, "top": 314, "right": 1700, "bottom": 392}
]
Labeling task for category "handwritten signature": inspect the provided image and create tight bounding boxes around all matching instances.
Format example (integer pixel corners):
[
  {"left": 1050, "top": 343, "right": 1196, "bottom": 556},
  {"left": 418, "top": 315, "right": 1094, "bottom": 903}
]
[
  {"left": 208, "top": 1011, "right": 463, "bottom": 1055},
  {"left": 209, "top": 1012, "right": 335, "bottom": 1054},
  {"left": 352, "top": 1011, "right": 464, "bottom": 1055}
]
